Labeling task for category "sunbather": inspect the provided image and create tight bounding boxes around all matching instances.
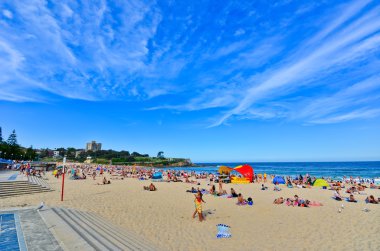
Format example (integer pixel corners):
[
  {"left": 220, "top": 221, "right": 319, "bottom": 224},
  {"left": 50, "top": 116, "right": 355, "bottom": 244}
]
[
  {"left": 305, "top": 200, "right": 323, "bottom": 206},
  {"left": 230, "top": 188, "right": 238, "bottom": 197},
  {"left": 209, "top": 185, "right": 216, "bottom": 195},
  {"left": 273, "top": 183, "right": 281, "bottom": 191},
  {"left": 273, "top": 197, "right": 284, "bottom": 204},
  {"left": 333, "top": 189, "right": 343, "bottom": 201},
  {"left": 348, "top": 194, "right": 357, "bottom": 202},
  {"left": 144, "top": 183, "right": 156, "bottom": 191},
  {"left": 366, "top": 195, "right": 379, "bottom": 204}
]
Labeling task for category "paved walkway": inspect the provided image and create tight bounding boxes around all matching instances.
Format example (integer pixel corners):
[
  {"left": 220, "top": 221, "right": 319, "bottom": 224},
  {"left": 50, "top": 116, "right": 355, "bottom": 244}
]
[
  {"left": 0, "top": 171, "right": 26, "bottom": 182},
  {"left": 0, "top": 213, "right": 27, "bottom": 251},
  {"left": 0, "top": 209, "right": 62, "bottom": 251}
]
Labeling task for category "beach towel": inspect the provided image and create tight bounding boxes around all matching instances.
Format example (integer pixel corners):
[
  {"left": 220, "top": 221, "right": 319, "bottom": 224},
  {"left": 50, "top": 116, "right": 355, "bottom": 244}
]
[
  {"left": 236, "top": 201, "right": 247, "bottom": 206},
  {"left": 345, "top": 198, "right": 357, "bottom": 203},
  {"left": 216, "top": 224, "right": 231, "bottom": 238},
  {"left": 219, "top": 194, "right": 229, "bottom": 198}
]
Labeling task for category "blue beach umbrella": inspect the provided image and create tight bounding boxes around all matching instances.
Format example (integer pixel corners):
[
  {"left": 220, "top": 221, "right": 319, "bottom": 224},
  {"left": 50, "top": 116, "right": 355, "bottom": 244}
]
[
  {"left": 272, "top": 176, "right": 285, "bottom": 184},
  {"left": 152, "top": 172, "right": 162, "bottom": 179}
]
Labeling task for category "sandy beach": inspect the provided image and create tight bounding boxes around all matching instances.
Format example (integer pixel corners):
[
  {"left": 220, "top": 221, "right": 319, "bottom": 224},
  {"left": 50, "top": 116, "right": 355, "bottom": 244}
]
[{"left": 1, "top": 173, "right": 379, "bottom": 251}]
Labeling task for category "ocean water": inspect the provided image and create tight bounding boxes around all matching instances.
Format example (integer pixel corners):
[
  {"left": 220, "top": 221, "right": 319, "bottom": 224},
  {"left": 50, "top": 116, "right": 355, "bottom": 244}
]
[{"left": 161, "top": 161, "right": 380, "bottom": 178}]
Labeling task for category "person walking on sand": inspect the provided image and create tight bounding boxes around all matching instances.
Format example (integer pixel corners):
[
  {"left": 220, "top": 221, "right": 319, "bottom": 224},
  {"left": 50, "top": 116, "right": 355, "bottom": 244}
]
[{"left": 192, "top": 191, "right": 206, "bottom": 222}]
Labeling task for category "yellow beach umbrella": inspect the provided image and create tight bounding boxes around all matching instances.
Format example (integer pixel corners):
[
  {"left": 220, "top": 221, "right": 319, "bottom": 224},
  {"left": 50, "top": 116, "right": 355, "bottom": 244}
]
[{"left": 313, "top": 179, "right": 330, "bottom": 187}]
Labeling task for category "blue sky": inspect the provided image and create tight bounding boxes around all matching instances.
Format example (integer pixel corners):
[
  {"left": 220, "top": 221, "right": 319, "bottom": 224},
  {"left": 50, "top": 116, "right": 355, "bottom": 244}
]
[{"left": 0, "top": 0, "right": 380, "bottom": 162}]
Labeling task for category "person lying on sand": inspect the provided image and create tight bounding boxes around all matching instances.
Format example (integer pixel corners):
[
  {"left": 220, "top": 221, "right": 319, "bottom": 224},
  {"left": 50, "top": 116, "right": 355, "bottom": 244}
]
[
  {"left": 370, "top": 183, "right": 380, "bottom": 189},
  {"left": 186, "top": 187, "right": 197, "bottom": 193},
  {"left": 348, "top": 194, "right": 357, "bottom": 203},
  {"left": 366, "top": 195, "right": 379, "bottom": 204},
  {"left": 305, "top": 200, "right": 323, "bottom": 206},
  {"left": 285, "top": 198, "right": 293, "bottom": 206},
  {"left": 273, "top": 197, "right": 284, "bottom": 204}
]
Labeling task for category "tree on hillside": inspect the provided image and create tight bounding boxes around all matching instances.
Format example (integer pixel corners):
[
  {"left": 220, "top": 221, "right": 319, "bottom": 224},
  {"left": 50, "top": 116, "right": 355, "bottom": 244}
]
[
  {"left": 157, "top": 151, "right": 164, "bottom": 158},
  {"left": 56, "top": 147, "right": 66, "bottom": 156},
  {"left": 25, "top": 146, "right": 36, "bottom": 160},
  {"left": 7, "top": 130, "right": 18, "bottom": 146},
  {"left": 0, "top": 126, "right": 3, "bottom": 142},
  {"left": 67, "top": 147, "right": 76, "bottom": 158}
]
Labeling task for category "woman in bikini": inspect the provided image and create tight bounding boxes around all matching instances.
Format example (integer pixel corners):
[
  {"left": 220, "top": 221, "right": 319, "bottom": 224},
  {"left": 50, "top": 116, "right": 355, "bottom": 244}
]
[{"left": 192, "top": 191, "right": 205, "bottom": 222}]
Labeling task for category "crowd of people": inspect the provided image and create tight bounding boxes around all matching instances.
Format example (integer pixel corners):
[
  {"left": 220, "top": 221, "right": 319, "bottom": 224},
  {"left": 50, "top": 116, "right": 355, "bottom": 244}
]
[{"left": 3, "top": 162, "right": 379, "bottom": 222}]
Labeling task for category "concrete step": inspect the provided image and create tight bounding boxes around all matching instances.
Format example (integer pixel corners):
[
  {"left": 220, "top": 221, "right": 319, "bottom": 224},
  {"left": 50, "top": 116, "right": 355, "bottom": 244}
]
[
  {"left": 83, "top": 211, "right": 155, "bottom": 251},
  {"left": 0, "top": 181, "right": 30, "bottom": 186},
  {"left": 69, "top": 209, "right": 148, "bottom": 251},
  {"left": 0, "top": 188, "right": 50, "bottom": 194},
  {"left": 39, "top": 208, "right": 95, "bottom": 251},
  {"left": 0, "top": 176, "right": 53, "bottom": 198},
  {"left": 64, "top": 208, "right": 129, "bottom": 250},
  {"left": 47, "top": 208, "right": 157, "bottom": 251},
  {"left": 0, "top": 184, "right": 50, "bottom": 190},
  {"left": 0, "top": 189, "right": 50, "bottom": 198},
  {"left": 28, "top": 176, "right": 51, "bottom": 189},
  {"left": 0, "top": 183, "right": 49, "bottom": 188},
  {"left": 51, "top": 208, "right": 115, "bottom": 251}
]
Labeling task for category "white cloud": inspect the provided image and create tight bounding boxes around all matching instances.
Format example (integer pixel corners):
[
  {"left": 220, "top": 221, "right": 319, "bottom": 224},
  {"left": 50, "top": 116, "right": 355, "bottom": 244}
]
[
  {"left": 234, "top": 28, "right": 245, "bottom": 36},
  {"left": 209, "top": 1, "right": 380, "bottom": 127},
  {"left": 310, "top": 108, "right": 380, "bottom": 124},
  {"left": 2, "top": 9, "right": 13, "bottom": 19},
  {"left": 0, "top": 0, "right": 163, "bottom": 102}
]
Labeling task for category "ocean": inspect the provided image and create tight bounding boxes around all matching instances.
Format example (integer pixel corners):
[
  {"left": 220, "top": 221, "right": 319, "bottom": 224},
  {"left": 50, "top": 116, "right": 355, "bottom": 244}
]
[{"left": 161, "top": 161, "right": 380, "bottom": 179}]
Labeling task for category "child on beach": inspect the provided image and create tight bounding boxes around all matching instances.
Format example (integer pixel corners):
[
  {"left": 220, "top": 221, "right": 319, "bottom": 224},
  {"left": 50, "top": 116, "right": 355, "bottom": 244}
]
[
  {"left": 193, "top": 191, "right": 206, "bottom": 222},
  {"left": 237, "top": 193, "right": 247, "bottom": 205},
  {"left": 261, "top": 184, "right": 268, "bottom": 190}
]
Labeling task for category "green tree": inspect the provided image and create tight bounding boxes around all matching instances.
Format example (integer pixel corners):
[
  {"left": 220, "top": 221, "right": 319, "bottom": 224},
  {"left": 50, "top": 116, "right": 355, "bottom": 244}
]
[
  {"left": 7, "top": 130, "right": 18, "bottom": 146},
  {"left": 56, "top": 147, "right": 66, "bottom": 157},
  {"left": 66, "top": 147, "right": 76, "bottom": 158},
  {"left": 0, "top": 126, "right": 3, "bottom": 142},
  {"left": 157, "top": 151, "right": 164, "bottom": 158},
  {"left": 25, "top": 146, "right": 36, "bottom": 160}
]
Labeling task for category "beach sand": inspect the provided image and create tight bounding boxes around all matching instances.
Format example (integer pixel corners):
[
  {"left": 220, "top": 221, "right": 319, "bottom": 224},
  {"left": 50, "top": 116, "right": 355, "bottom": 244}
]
[{"left": 1, "top": 174, "right": 379, "bottom": 251}]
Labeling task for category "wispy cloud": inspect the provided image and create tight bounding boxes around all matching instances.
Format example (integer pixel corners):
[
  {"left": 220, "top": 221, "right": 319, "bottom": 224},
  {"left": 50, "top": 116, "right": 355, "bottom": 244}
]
[
  {"left": 209, "top": 0, "right": 380, "bottom": 126},
  {"left": 1, "top": 0, "right": 379, "bottom": 127},
  {"left": 0, "top": 0, "right": 162, "bottom": 101}
]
